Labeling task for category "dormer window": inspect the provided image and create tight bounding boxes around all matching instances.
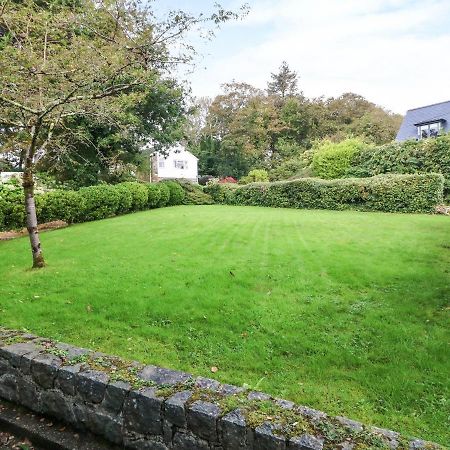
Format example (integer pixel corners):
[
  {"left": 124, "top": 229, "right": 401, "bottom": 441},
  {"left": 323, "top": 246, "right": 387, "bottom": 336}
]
[{"left": 417, "top": 121, "right": 442, "bottom": 139}]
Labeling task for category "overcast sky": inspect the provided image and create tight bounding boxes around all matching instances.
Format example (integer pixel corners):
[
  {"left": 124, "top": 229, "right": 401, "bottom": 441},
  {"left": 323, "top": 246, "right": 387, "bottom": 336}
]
[{"left": 157, "top": 0, "right": 450, "bottom": 114}]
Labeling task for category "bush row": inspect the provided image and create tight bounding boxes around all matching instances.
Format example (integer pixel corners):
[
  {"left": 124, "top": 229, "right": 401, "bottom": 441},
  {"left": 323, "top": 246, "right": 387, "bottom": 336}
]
[
  {"left": 347, "top": 134, "right": 450, "bottom": 196},
  {"left": 204, "top": 173, "right": 444, "bottom": 213},
  {"left": 0, "top": 181, "right": 188, "bottom": 231}
]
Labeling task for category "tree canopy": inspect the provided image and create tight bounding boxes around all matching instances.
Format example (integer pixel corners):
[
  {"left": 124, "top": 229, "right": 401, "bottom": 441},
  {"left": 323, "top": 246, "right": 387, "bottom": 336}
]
[
  {"left": 0, "top": 0, "right": 244, "bottom": 267},
  {"left": 190, "top": 69, "right": 403, "bottom": 179},
  {"left": 267, "top": 61, "right": 299, "bottom": 99}
]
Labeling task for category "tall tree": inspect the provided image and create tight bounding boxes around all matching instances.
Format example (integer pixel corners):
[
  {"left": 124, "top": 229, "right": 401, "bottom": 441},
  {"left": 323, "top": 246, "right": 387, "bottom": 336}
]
[
  {"left": 267, "top": 61, "right": 299, "bottom": 99},
  {"left": 185, "top": 97, "right": 212, "bottom": 147},
  {"left": 200, "top": 82, "right": 264, "bottom": 177},
  {"left": 0, "top": 0, "right": 243, "bottom": 268},
  {"left": 38, "top": 78, "right": 187, "bottom": 187},
  {"left": 319, "top": 93, "right": 403, "bottom": 143}
]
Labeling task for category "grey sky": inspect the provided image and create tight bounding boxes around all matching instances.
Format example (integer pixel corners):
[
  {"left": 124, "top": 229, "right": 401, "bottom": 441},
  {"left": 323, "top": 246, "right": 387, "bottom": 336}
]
[{"left": 159, "top": 0, "right": 450, "bottom": 114}]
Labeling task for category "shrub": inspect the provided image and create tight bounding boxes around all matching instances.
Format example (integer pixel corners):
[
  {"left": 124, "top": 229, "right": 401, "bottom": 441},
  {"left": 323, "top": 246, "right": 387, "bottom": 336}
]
[
  {"left": 362, "top": 174, "right": 444, "bottom": 213},
  {"left": 198, "top": 175, "right": 215, "bottom": 186},
  {"left": 184, "top": 189, "right": 214, "bottom": 205},
  {"left": 0, "top": 184, "right": 26, "bottom": 230},
  {"left": 78, "top": 184, "right": 122, "bottom": 221},
  {"left": 240, "top": 169, "right": 269, "bottom": 184},
  {"left": 156, "top": 183, "right": 170, "bottom": 207},
  {"left": 0, "top": 202, "right": 3, "bottom": 230},
  {"left": 214, "top": 174, "right": 443, "bottom": 213},
  {"left": 164, "top": 181, "right": 185, "bottom": 206},
  {"left": 0, "top": 179, "right": 197, "bottom": 232},
  {"left": 313, "top": 138, "right": 367, "bottom": 179},
  {"left": 146, "top": 184, "right": 161, "bottom": 208},
  {"left": 112, "top": 183, "right": 133, "bottom": 214},
  {"left": 204, "top": 182, "right": 239, "bottom": 204},
  {"left": 36, "top": 190, "right": 82, "bottom": 224},
  {"left": 120, "top": 182, "right": 148, "bottom": 211},
  {"left": 179, "top": 182, "right": 214, "bottom": 205},
  {"left": 347, "top": 134, "right": 450, "bottom": 195},
  {"left": 269, "top": 157, "right": 313, "bottom": 181}
]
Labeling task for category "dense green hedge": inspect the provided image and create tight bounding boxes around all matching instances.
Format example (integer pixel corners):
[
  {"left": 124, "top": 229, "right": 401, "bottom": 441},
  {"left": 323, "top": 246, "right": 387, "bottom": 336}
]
[
  {"left": 146, "top": 184, "right": 161, "bottom": 208},
  {"left": 0, "top": 181, "right": 191, "bottom": 231},
  {"left": 163, "top": 181, "right": 185, "bottom": 206},
  {"left": 347, "top": 134, "right": 450, "bottom": 195},
  {"left": 203, "top": 183, "right": 239, "bottom": 204},
  {"left": 178, "top": 181, "right": 214, "bottom": 205},
  {"left": 312, "top": 138, "right": 366, "bottom": 179},
  {"left": 1, "top": 173, "right": 444, "bottom": 232},
  {"left": 156, "top": 183, "right": 170, "bottom": 208},
  {"left": 36, "top": 190, "right": 82, "bottom": 224},
  {"left": 0, "top": 185, "right": 26, "bottom": 231},
  {"left": 205, "top": 174, "right": 444, "bottom": 213},
  {"left": 121, "top": 182, "right": 149, "bottom": 211}
]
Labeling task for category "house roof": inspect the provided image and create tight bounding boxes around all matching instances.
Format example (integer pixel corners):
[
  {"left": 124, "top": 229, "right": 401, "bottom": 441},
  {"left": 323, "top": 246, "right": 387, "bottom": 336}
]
[
  {"left": 156, "top": 144, "right": 198, "bottom": 160},
  {"left": 396, "top": 100, "right": 450, "bottom": 141}
]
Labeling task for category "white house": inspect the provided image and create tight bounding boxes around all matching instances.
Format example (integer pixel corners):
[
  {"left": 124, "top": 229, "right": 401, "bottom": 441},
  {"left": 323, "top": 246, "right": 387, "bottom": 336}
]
[
  {"left": 0, "top": 172, "right": 23, "bottom": 183},
  {"left": 153, "top": 144, "right": 198, "bottom": 183}
]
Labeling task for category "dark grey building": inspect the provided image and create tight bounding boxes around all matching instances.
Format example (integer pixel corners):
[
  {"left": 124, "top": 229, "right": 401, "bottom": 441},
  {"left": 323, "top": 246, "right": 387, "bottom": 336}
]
[{"left": 396, "top": 100, "right": 450, "bottom": 141}]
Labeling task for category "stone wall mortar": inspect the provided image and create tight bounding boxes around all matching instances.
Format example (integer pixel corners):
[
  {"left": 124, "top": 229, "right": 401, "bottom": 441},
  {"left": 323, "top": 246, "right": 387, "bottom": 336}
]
[{"left": 0, "top": 328, "right": 443, "bottom": 450}]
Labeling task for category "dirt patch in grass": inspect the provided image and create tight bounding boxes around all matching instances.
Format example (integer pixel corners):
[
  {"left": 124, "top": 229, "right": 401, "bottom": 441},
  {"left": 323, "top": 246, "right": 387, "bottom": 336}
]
[{"left": 0, "top": 221, "right": 68, "bottom": 241}]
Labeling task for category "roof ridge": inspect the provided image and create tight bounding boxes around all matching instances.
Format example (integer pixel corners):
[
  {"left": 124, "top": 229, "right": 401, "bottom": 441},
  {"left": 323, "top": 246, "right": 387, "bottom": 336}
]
[{"left": 408, "top": 100, "right": 450, "bottom": 112}]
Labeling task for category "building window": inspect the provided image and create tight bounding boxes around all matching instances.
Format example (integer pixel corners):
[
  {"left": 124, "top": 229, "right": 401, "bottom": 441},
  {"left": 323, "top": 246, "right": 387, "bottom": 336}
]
[
  {"left": 417, "top": 122, "right": 441, "bottom": 139},
  {"left": 159, "top": 160, "right": 165, "bottom": 168},
  {"left": 174, "top": 160, "right": 188, "bottom": 170}
]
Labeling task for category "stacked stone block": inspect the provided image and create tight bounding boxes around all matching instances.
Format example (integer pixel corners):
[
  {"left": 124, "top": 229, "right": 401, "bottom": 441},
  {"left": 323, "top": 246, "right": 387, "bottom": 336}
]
[{"left": 0, "top": 329, "right": 442, "bottom": 450}]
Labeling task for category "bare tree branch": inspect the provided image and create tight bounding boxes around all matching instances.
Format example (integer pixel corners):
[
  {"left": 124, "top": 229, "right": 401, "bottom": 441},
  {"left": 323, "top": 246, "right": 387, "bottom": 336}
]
[
  {"left": 0, "top": 96, "right": 39, "bottom": 114},
  {"left": 0, "top": 117, "right": 25, "bottom": 128}
]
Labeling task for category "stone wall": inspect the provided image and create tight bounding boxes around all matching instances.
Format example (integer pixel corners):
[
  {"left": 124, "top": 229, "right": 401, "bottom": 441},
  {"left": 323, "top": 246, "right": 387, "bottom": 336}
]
[{"left": 0, "top": 328, "right": 442, "bottom": 450}]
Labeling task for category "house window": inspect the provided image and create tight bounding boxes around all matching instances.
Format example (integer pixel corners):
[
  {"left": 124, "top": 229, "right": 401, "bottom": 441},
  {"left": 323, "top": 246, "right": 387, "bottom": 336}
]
[
  {"left": 429, "top": 122, "right": 440, "bottom": 137},
  {"left": 159, "top": 160, "right": 165, "bottom": 168},
  {"left": 174, "top": 160, "right": 188, "bottom": 170},
  {"left": 417, "top": 122, "right": 441, "bottom": 139}
]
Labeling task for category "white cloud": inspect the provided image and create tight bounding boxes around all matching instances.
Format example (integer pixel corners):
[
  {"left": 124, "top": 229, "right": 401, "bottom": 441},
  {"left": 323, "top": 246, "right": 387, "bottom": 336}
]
[{"left": 187, "top": 0, "right": 450, "bottom": 113}]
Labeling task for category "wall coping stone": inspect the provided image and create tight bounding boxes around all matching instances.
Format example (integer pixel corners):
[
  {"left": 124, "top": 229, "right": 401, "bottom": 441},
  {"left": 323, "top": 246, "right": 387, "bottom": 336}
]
[{"left": 0, "top": 327, "right": 444, "bottom": 450}]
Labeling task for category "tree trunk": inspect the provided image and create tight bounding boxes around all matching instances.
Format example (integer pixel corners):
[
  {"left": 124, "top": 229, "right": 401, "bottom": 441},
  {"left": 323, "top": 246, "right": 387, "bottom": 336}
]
[
  {"left": 19, "top": 148, "right": 26, "bottom": 171},
  {"left": 23, "top": 169, "right": 45, "bottom": 268},
  {"left": 23, "top": 121, "right": 45, "bottom": 269}
]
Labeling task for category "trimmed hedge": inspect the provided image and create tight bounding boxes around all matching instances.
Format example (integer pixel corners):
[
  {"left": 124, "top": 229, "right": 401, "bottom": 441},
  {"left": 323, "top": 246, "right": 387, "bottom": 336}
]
[
  {"left": 113, "top": 183, "right": 134, "bottom": 214},
  {"left": 36, "top": 190, "right": 82, "bottom": 224},
  {"left": 0, "top": 180, "right": 199, "bottom": 231},
  {"left": 121, "top": 182, "right": 149, "bottom": 211},
  {"left": 146, "top": 184, "right": 161, "bottom": 208},
  {"left": 78, "top": 184, "right": 124, "bottom": 221},
  {"left": 205, "top": 174, "right": 444, "bottom": 213},
  {"left": 0, "top": 184, "right": 26, "bottom": 231},
  {"left": 156, "top": 183, "right": 170, "bottom": 208},
  {"left": 163, "top": 181, "right": 185, "bottom": 206},
  {"left": 204, "top": 182, "right": 239, "bottom": 204},
  {"left": 347, "top": 134, "right": 450, "bottom": 195},
  {"left": 178, "top": 181, "right": 214, "bottom": 205},
  {"left": 1, "top": 174, "right": 443, "bottom": 232}
]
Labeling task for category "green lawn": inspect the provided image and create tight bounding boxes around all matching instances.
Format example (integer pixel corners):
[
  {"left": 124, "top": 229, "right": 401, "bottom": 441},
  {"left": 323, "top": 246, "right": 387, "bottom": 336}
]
[{"left": 0, "top": 206, "right": 449, "bottom": 444}]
